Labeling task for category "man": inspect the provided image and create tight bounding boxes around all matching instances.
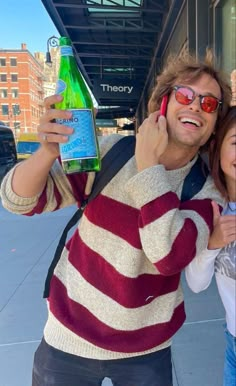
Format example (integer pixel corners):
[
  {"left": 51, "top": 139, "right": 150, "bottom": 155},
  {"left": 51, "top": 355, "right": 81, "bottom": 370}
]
[{"left": 1, "top": 52, "right": 232, "bottom": 386}]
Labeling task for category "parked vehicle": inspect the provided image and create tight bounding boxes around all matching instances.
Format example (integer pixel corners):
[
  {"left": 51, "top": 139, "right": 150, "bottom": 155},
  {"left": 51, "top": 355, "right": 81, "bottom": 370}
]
[
  {"left": 16, "top": 133, "right": 40, "bottom": 161},
  {"left": 0, "top": 125, "right": 17, "bottom": 183}
]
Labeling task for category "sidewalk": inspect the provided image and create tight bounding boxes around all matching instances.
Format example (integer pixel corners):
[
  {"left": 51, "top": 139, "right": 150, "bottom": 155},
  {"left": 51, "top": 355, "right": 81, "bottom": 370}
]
[{"left": 0, "top": 202, "right": 225, "bottom": 386}]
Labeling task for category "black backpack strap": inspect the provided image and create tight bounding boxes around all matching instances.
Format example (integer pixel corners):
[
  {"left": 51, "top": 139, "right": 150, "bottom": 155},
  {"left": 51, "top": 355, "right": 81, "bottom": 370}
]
[
  {"left": 88, "top": 135, "right": 136, "bottom": 202},
  {"left": 181, "top": 155, "right": 209, "bottom": 202},
  {"left": 43, "top": 207, "right": 84, "bottom": 298},
  {"left": 43, "top": 135, "right": 136, "bottom": 298}
]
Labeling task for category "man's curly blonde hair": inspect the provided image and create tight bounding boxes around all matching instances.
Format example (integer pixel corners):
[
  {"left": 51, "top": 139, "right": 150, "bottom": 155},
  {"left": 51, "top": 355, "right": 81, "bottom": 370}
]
[{"left": 148, "top": 50, "right": 232, "bottom": 128}]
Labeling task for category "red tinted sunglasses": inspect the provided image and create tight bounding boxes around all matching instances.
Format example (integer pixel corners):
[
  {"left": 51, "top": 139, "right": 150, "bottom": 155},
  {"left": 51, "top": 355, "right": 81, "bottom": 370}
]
[{"left": 173, "top": 85, "right": 222, "bottom": 113}]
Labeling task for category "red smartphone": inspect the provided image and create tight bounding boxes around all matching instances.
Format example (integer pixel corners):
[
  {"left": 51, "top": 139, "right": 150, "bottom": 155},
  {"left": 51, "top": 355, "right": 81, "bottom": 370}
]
[
  {"left": 160, "top": 95, "right": 168, "bottom": 116},
  {"left": 156, "top": 95, "right": 168, "bottom": 122}
]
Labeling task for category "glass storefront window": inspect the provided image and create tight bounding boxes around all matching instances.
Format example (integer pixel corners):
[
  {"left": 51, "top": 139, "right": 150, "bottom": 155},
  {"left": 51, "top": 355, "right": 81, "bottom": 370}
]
[
  {"left": 221, "top": 0, "right": 236, "bottom": 74},
  {"left": 216, "top": 0, "right": 236, "bottom": 104}
]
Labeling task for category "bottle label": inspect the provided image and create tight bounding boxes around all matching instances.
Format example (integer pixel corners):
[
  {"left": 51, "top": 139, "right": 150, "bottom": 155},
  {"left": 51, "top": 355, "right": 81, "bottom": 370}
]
[
  {"left": 60, "top": 46, "right": 73, "bottom": 56},
  {"left": 55, "top": 79, "right": 66, "bottom": 94},
  {"left": 57, "top": 109, "right": 97, "bottom": 161}
]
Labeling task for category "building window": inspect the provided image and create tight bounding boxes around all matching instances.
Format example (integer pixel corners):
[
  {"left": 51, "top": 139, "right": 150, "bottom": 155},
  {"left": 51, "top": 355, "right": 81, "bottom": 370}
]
[
  {"left": 10, "top": 58, "right": 17, "bottom": 66},
  {"left": 0, "top": 89, "right": 7, "bottom": 98},
  {"left": 1, "top": 105, "right": 9, "bottom": 115},
  {"left": 12, "top": 89, "right": 19, "bottom": 98},
  {"left": 0, "top": 58, "right": 6, "bottom": 66},
  {"left": 11, "top": 74, "right": 18, "bottom": 82},
  {"left": 12, "top": 104, "right": 20, "bottom": 116},
  {"left": 0, "top": 74, "right": 7, "bottom": 82}
]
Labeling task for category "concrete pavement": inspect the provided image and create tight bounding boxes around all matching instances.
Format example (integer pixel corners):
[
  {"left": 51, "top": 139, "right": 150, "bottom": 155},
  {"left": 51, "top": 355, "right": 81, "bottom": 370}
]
[{"left": 0, "top": 201, "right": 225, "bottom": 386}]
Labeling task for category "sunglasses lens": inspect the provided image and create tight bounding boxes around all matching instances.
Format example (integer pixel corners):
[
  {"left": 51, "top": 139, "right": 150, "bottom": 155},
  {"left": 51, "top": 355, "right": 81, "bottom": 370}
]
[
  {"left": 200, "top": 96, "right": 219, "bottom": 113},
  {"left": 175, "top": 87, "right": 193, "bottom": 105},
  {"left": 175, "top": 86, "right": 220, "bottom": 113}
]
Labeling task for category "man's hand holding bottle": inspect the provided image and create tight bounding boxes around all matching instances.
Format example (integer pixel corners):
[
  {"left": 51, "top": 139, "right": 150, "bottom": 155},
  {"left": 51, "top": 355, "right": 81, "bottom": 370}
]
[{"left": 37, "top": 94, "right": 73, "bottom": 159}]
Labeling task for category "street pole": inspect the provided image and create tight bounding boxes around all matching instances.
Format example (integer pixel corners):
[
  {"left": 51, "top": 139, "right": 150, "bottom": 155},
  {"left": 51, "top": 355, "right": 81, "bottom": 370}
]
[{"left": 46, "top": 36, "right": 59, "bottom": 65}]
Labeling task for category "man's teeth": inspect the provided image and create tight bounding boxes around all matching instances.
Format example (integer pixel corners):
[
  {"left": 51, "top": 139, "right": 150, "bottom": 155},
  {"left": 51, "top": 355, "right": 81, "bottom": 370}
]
[{"left": 180, "top": 118, "right": 201, "bottom": 127}]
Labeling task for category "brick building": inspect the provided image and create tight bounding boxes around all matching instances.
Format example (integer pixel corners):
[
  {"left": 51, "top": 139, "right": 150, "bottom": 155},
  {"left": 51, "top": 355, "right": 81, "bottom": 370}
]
[
  {"left": 35, "top": 47, "right": 59, "bottom": 98},
  {"left": 0, "top": 43, "right": 44, "bottom": 137}
]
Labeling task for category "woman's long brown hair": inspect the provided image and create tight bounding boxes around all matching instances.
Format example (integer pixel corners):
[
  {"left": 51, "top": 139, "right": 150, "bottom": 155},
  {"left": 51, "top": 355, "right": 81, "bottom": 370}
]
[{"left": 210, "top": 106, "right": 236, "bottom": 200}]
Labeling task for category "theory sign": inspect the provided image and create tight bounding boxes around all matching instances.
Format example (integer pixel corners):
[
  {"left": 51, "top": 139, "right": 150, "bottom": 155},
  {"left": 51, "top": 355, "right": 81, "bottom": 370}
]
[
  {"left": 93, "top": 79, "right": 140, "bottom": 100},
  {"left": 101, "top": 84, "right": 133, "bottom": 94}
]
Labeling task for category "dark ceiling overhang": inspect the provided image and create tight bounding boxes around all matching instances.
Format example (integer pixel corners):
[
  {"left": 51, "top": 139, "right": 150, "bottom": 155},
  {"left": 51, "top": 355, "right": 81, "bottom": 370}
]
[{"left": 41, "top": 0, "right": 183, "bottom": 119}]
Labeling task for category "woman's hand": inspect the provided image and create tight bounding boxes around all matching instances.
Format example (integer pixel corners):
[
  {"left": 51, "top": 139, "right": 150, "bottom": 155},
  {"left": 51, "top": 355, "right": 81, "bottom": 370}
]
[
  {"left": 135, "top": 112, "right": 168, "bottom": 172},
  {"left": 208, "top": 201, "right": 236, "bottom": 249},
  {"left": 37, "top": 94, "right": 73, "bottom": 159}
]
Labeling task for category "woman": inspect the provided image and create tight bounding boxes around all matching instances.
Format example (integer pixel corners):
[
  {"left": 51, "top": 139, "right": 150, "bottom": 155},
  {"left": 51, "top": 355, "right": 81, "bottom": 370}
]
[{"left": 185, "top": 106, "right": 236, "bottom": 386}]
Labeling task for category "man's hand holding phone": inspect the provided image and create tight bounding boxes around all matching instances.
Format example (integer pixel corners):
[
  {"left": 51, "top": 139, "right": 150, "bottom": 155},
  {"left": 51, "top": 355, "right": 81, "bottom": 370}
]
[
  {"left": 135, "top": 97, "right": 169, "bottom": 172},
  {"left": 160, "top": 95, "right": 168, "bottom": 117}
]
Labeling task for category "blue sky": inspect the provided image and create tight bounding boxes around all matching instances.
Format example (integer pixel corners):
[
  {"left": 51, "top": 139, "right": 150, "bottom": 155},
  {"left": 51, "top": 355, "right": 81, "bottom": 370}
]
[{"left": 0, "top": 0, "right": 59, "bottom": 54}]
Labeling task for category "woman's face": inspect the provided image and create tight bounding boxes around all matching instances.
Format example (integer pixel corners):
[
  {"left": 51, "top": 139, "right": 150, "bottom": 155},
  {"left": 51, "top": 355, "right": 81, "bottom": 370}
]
[{"left": 220, "top": 122, "right": 236, "bottom": 197}]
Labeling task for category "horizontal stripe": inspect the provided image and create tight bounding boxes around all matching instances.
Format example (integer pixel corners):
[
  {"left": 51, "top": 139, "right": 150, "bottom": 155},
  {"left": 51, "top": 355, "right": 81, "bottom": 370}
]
[
  {"left": 65, "top": 233, "right": 181, "bottom": 307},
  {"left": 54, "top": 252, "right": 183, "bottom": 328},
  {"left": 68, "top": 220, "right": 157, "bottom": 277},
  {"left": 156, "top": 218, "right": 198, "bottom": 275},
  {"left": 53, "top": 158, "right": 88, "bottom": 204},
  {"left": 26, "top": 162, "right": 82, "bottom": 215},
  {"left": 65, "top": 171, "right": 88, "bottom": 203},
  {"left": 139, "top": 192, "right": 179, "bottom": 227},
  {"left": 44, "top": 312, "right": 171, "bottom": 359},
  {"left": 25, "top": 186, "right": 47, "bottom": 215},
  {"left": 139, "top": 209, "right": 183, "bottom": 263},
  {"left": 48, "top": 171, "right": 63, "bottom": 210},
  {"left": 49, "top": 275, "right": 186, "bottom": 353},
  {"left": 125, "top": 164, "right": 173, "bottom": 208},
  {"left": 180, "top": 198, "right": 213, "bottom": 231},
  {"left": 138, "top": 199, "right": 212, "bottom": 265},
  {"left": 84, "top": 194, "right": 141, "bottom": 248}
]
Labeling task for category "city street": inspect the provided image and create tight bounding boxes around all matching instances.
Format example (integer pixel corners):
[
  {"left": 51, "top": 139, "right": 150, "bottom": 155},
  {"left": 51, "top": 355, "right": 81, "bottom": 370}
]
[{"left": 0, "top": 200, "right": 226, "bottom": 386}]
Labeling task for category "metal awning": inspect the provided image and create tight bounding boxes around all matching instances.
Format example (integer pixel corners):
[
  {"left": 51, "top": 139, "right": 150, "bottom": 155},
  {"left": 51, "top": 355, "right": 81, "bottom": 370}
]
[{"left": 41, "top": 0, "right": 182, "bottom": 119}]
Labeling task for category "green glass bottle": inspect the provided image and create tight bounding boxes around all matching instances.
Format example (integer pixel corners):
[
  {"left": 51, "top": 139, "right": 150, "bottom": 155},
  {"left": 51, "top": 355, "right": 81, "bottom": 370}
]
[{"left": 55, "top": 36, "right": 101, "bottom": 173}]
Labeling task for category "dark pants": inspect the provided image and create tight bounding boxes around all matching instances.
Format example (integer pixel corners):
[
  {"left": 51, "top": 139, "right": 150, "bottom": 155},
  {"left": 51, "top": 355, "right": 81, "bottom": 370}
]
[{"left": 32, "top": 338, "right": 173, "bottom": 386}]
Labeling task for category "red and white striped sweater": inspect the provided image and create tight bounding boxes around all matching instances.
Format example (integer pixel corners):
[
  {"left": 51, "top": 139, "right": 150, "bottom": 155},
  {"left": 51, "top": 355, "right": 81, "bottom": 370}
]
[{"left": 1, "top": 134, "right": 223, "bottom": 359}]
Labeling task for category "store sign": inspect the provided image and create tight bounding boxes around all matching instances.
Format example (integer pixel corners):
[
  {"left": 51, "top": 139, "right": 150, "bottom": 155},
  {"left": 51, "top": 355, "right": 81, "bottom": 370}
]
[
  {"left": 93, "top": 79, "right": 140, "bottom": 100},
  {"left": 95, "top": 119, "right": 117, "bottom": 127}
]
